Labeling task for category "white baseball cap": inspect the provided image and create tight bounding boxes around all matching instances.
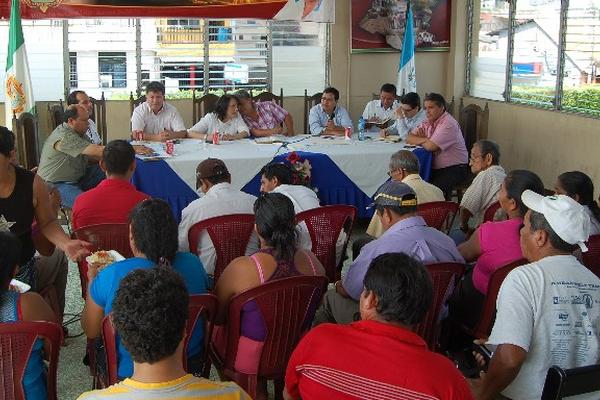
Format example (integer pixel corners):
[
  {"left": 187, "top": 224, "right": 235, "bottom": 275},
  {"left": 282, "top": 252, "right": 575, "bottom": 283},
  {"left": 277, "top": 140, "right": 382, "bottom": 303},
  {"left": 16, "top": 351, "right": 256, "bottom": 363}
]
[{"left": 521, "top": 190, "right": 591, "bottom": 252}]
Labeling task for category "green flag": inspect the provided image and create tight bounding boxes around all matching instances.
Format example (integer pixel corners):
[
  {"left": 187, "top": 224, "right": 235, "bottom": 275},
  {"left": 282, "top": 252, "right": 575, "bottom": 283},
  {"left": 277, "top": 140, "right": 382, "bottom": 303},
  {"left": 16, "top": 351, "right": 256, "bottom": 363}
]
[{"left": 5, "top": 0, "right": 35, "bottom": 129}]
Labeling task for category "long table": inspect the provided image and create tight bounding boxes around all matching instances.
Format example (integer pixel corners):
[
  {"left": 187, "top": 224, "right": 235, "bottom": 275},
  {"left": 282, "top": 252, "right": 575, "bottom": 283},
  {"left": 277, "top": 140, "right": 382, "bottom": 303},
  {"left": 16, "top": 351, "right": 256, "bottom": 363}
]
[{"left": 131, "top": 135, "right": 432, "bottom": 220}]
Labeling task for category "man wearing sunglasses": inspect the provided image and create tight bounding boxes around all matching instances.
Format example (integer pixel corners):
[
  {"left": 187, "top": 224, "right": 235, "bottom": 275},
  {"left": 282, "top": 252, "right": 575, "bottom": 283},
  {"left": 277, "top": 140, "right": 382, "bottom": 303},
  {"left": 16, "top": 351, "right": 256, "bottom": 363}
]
[{"left": 381, "top": 92, "right": 427, "bottom": 139}]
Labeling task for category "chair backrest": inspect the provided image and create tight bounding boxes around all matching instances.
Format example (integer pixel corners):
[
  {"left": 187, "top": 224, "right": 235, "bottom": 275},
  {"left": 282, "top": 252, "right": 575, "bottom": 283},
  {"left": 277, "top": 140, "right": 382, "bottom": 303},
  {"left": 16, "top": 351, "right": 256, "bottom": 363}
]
[
  {"left": 184, "top": 293, "right": 219, "bottom": 377},
  {"left": 192, "top": 91, "right": 219, "bottom": 122},
  {"left": 187, "top": 214, "right": 255, "bottom": 283},
  {"left": 12, "top": 112, "right": 40, "bottom": 171},
  {"left": 471, "top": 258, "right": 528, "bottom": 338},
  {"left": 417, "top": 201, "right": 459, "bottom": 232},
  {"left": 582, "top": 235, "right": 600, "bottom": 279},
  {"left": 483, "top": 201, "right": 502, "bottom": 223},
  {"left": 222, "top": 275, "right": 328, "bottom": 377},
  {"left": 304, "top": 90, "right": 322, "bottom": 134},
  {"left": 458, "top": 99, "right": 490, "bottom": 154},
  {"left": 252, "top": 88, "right": 284, "bottom": 107},
  {"left": 416, "top": 262, "right": 465, "bottom": 350},
  {"left": 90, "top": 92, "right": 107, "bottom": 145},
  {"left": 447, "top": 96, "right": 456, "bottom": 117},
  {"left": 129, "top": 93, "right": 146, "bottom": 116},
  {"left": 295, "top": 205, "right": 357, "bottom": 282},
  {"left": 101, "top": 315, "right": 119, "bottom": 387},
  {"left": 541, "top": 364, "right": 600, "bottom": 399},
  {"left": 47, "top": 102, "right": 64, "bottom": 130},
  {"left": 0, "top": 321, "right": 63, "bottom": 400}
]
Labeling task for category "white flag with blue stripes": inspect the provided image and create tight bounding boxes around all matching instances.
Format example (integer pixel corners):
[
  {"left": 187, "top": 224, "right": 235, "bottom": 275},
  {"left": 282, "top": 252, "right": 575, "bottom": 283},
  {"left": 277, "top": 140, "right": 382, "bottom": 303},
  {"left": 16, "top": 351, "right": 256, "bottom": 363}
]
[{"left": 397, "top": 6, "right": 416, "bottom": 95}]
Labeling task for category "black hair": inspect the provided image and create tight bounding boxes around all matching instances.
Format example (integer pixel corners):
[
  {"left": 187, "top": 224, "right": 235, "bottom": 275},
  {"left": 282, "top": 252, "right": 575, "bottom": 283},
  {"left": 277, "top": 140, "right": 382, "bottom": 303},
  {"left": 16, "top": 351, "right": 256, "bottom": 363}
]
[
  {"left": 529, "top": 210, "right": 577, "bottom": 253},
  {"left": 253, "top": 193, "right": 297, "bottom": 263},
  {"left": 363, "top": 253, "right": 432, "bottom": 326},
  {"left": 260, "top": 163, "right": 293, "bottom": 186},
  {"left": 0, "top": 126, "right": 16, "bottom": 157},
  {"left": 323, "top": 87, "right": 340, "bottom": 101},
  {"left": 129, "top": 199, "right": 178, "bottom": 265},
  {"left": 66, "top": 90, "right": 86, "bottom": 106},
  {"left": 103, "top": 140, "right": 135, "bottom": 176},
  {"left": 0, "top": 232, "right": 21, "bottom": 290},
  {"left": 146, "top": 81, "right": 165, "bottom": 95},
  {"left": 63, "top": 106, "right": 80, "bottom": 124},
  {"left": 474, "top": 139, "right": 501, "bottom": 165},
  {"left": 380, "top": 83, "right": 397, "bottom": 95},
  {"left": 558, "top": 171, "right": 600, "bottom": 223},
  {"left": 112, "top": 267, "right": 189, "bottom": 364},
  {"left": 504, "top": 170, "right": 545, "bottom": 216},
  {"left": 424, "top": 92, "right": 446, "bottom": 111},
  {"left": 233, "top": 90, "right": 251, "bottom": 101},
  {"left": 400, "top": 92, "right": 421, "bottom": 110},
  {"left": 214, "top": 94, "right": 237, "bottom": 122}
]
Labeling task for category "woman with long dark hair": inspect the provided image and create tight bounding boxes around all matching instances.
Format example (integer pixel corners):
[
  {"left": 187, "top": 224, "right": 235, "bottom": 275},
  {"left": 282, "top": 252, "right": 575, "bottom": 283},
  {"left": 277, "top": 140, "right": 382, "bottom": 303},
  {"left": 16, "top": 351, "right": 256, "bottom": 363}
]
[
  {"left": 81, "top": 198, "right": 209, "bottom": 378},
  {"left": 187, "top": 94, "right": 249, "bottom": 141},
  {"left": 555, "top": 171, "right": 600, "bottom": 235}
]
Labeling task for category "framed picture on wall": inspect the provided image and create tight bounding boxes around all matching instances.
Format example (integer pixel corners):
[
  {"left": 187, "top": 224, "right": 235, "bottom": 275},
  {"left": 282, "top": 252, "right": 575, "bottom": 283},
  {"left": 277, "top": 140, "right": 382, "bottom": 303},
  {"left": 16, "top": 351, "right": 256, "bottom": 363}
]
[{"left": 351, "top": 0, "right": 451, "bottom": 53}]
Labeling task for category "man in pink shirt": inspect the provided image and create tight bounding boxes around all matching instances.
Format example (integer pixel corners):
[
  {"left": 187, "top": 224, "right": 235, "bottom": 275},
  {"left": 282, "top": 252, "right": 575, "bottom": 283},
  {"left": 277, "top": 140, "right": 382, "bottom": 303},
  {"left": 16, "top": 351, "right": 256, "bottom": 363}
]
[
  {"left": 235, "top": 90, "right": 295, "bottom": 137},
  {"left": 407, "top": 92, "right": 468, "bottom": 198}
]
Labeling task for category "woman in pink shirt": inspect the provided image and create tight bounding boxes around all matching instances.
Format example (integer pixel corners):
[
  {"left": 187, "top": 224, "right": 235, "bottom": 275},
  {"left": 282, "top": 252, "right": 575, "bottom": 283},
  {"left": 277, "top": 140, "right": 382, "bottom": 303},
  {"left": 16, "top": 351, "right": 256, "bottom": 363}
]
[{"left": 447, "top": 170, "right": 544, "bottom": 329}]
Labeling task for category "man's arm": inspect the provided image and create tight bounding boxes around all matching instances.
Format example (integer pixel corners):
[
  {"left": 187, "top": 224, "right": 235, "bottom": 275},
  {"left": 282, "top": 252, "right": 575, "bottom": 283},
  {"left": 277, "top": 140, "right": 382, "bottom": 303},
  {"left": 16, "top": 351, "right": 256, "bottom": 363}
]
[
  {"left": 251, "top": 127, "right": 283, "bottom": 137},
  {"left": 471, "top": 344, "right": 527, "bottom": 400},
  {"left": 309, "top": 107, "right": 325, "bottom": 136},
  {"left": 80, "top": 144, "right": 104, "bottom": 160},
  {"left": 457, "top": 226, "right": 482, "bottom": 262},
  {"left": 459, "top": 207, "right": 474, "bottom": 232},
  {"left": 283, "top": 113, "right": 295, "bottom": 136},
  {"left": 406, "top": 132, "right": 440, "bottom": 151}
]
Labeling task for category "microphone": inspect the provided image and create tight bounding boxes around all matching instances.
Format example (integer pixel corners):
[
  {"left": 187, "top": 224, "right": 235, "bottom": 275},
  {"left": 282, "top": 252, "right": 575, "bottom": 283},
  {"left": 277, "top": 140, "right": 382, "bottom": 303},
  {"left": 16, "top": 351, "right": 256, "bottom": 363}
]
[{"left": 329, "top": 107, "right": 336, "bottom": 121}]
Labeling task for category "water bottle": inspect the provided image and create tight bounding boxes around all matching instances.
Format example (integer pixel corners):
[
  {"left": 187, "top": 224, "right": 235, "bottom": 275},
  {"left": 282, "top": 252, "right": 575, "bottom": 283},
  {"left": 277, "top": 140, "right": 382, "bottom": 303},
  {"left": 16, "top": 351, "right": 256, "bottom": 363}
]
[{"left": 358, "top": 117, "right": 366, "bottom": 141}]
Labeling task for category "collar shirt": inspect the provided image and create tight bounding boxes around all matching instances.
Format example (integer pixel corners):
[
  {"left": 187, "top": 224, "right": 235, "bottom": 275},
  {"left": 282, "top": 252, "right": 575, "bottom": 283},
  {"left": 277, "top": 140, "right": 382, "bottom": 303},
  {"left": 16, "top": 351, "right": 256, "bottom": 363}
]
[
  {"left": 37, "top": 123, "right": 90, "bottom": 183},
  {"left": 131, "top": 102, "right": 186, "bottom": 135},
  {"left": 86, "top": 119, "right": 102, "bottom": 145},
  {"left": 361, "top": 99, "right": 398, "bottom": 133},
  {"left": 343, "top": 215, "right": 464, "bottom": 300},
  {"left": 188, "top": 112, "right": 249, "bottom": 136},
  {"left": 418, "top": 111, "right": 468, "bottom": 169},
  {"left": 387, "top": 108, "right": 428, "bottom": 139},
  {"left": 178, "top": 182, "right": 258, "bottom": 274},
  {"left": 488, "top": 255, "right": 600, "bottom": 400},
  {"left": 460, "top": 165, "right": 506, "bottom": 226},
  {"left": 242, "top": 101, "right": 288, "bottom": 135},
  {"left": 285, "top": 320, "right": 473, "bottom": 400},
  {"left": 308, "top": 104, "right": 353, "bottom": 136}
]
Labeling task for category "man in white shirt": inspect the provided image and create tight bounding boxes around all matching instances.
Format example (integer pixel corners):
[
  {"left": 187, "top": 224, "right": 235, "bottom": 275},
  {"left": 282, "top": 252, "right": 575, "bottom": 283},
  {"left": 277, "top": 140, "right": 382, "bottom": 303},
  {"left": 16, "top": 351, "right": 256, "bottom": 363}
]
[
  {"left": 259, "top": 162, "right": 320, "bottom": 251},
  {"left": 471, "top": 191, "right": 600, "bottom": 400},
  {"left": 381, "top": 92, "right": 427, "bottom": 139},
  {"left": 362, "top": 83, "right": 398, "bottom": 134},
  {"left": 131, "top": 81, "right": 187, "bottom": 142},
  {"left": 67, "top": 90, "right": 102, "bottom": 145},
  {"left": 178, "top": 158, "right": 257, "bottom": 275}
]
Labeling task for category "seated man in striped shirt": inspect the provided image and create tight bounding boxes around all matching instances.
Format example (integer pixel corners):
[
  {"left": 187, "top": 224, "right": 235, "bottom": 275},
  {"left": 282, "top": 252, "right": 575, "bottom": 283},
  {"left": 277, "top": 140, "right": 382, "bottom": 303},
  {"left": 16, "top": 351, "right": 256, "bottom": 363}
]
[
  {"left": 235, "top": 89, "right": 295, "bottom": 137},
  {"left": 77, "top": 267, "right": 248, "bottom": 400},
  {"left": 285, "top": 253, "right": 473, "bottom": 400}
]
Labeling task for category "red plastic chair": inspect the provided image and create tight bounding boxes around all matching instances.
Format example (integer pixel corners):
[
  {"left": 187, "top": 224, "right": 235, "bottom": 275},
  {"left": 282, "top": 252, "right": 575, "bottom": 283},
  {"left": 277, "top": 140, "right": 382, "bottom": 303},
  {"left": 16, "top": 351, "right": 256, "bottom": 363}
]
[
  {"left": 415, "top": 262, "right": 465, "bottom": 351},
  {"left": 295, "top": 205, "right": 356, "bottom": 282},
  {"left": 0, "top": 321, "right": 63, "bottom": 400},
  {"left": 582, "top": 235, "right": 600, "bottom": 278},
  {"left": 483, "top": 201, "right": 502, "bottom": 223},
  {"left": 209, "top": 275, "right": 328, "bottom": 399},
  {"left": 188, "top": 214, "right": 255, "bottom": 283},
  {"left": 73, "top": 223, "right": 133, "bottom": 298},
  {"left": 417, "top": 201, "right": 459, "bottom": 232},
  {"left": 464, "top": 258, "right": 528, "bottom": 339},
  {"left": 98, "top": 294, "right": 219, "bottom": 388}
]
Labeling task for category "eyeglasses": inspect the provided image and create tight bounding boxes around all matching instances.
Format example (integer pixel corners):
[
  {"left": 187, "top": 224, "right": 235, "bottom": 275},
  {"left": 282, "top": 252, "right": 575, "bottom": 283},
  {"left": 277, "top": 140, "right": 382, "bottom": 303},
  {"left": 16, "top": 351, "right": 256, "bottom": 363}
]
[{"left": 387, "top": 169, "right": 403, "bottom": 177}]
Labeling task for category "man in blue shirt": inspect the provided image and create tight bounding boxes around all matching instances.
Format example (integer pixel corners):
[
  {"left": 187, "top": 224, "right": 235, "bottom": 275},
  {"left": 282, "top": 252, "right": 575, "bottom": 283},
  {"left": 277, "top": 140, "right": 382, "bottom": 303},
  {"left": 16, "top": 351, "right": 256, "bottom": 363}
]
[{"left": 308, "top": 87, "right": 353, "bottom": 136}]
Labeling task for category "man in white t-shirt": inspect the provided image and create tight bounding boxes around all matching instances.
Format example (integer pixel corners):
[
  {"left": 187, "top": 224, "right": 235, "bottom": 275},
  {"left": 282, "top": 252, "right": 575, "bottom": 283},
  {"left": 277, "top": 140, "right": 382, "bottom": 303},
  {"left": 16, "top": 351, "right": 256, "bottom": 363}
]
[
  {"left": 178, "top": 158, "right": 258, "bottom": 275},
  {"left": 131, "top": 81, "right": 187, "bottom": 142},
  {"left": 67, "top": 90, "right": 102, "bottom": 144},
  {"left": 471, "top": 191, "right": 600, "bottom": 400}
]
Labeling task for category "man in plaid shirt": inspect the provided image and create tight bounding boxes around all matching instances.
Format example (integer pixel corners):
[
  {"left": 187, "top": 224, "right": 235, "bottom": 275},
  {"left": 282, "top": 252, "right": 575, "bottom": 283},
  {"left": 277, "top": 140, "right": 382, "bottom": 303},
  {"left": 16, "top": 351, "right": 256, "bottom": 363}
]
[{"left": 235, "top": 90, "right": 295, "bottom": 137}]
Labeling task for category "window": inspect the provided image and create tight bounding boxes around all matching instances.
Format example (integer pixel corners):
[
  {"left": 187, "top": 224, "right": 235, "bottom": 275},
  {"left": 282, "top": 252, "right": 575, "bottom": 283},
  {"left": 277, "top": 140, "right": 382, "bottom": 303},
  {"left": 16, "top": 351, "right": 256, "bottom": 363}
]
[
  {"left": 98, "top": 52, "right": 127, "bottom": 88},
  {"left": 467, "top": 0, "right": 600, "bottom": 117},
  {"left": 69, "top": 52, "right": 78, "bottom": 88}
]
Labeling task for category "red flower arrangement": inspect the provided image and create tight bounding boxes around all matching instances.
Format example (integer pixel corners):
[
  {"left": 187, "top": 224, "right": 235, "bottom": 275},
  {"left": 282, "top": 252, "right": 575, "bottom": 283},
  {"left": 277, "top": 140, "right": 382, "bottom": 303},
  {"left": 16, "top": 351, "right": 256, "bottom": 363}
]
[{"left": 286, "top": 151, "right": 312, "bottom": 187}]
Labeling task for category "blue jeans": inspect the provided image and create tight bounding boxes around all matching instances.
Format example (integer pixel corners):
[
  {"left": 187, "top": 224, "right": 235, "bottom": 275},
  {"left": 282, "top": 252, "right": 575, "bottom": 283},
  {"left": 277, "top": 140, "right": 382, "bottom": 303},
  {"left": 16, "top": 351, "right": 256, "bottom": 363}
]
[{"left": 54, "top": 164, "right": 105, "bottom": 208}]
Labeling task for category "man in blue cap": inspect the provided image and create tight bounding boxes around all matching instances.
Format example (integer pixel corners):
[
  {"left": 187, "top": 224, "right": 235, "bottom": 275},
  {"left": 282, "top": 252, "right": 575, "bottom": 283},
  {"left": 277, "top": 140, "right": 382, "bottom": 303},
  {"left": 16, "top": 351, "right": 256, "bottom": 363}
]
[{"left": 313, "top": 180, "right": 464, "bottom": 325}]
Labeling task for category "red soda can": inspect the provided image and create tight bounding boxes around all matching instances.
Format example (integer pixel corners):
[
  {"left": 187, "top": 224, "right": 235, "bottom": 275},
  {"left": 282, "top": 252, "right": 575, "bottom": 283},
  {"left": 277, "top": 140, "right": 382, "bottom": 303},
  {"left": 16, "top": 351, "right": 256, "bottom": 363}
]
[
  {"left": 165, "top": 140, "right": 174, "bottom": 155},
  {"left": 344, "top": 127, "right": 351, "bottom": 139},
  {"left": 212, "top": 131, "right": 219, "bottom": 145},
  {"left": 134, "top": 130, "right": 143, "bottom": 141}
]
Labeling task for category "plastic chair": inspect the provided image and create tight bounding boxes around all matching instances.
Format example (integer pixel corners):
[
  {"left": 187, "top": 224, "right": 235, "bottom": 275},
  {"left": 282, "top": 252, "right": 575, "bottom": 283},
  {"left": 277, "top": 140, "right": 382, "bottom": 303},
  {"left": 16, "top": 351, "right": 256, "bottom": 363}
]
[
  {"left": 417, "top": 201, "right": 459, "bottom": 233},
  {"left": 0, "top": 321, "right": 63, "bottom": 400},
  {"left": 541, "top": 364, "right": 600, "bottom": 399},
  {"left": 463, "top": 258, "right": 528, "bottom": 339},
  {"left": 483, "top": 201, "right": 502, "bottom": 223},
  {"left": 188, "top": 214, "right": 255, "bottom": 283},
  {"left": 416, "top": 262, "right": 465, "bottom": 351},
  {"left": 582, "top": 235, "right": 600, "bottom": 278},
  {"left": 209, "top": 275, "right": 328, "bottom": 400},
  {"left": 73, "top": 223, "right": 133, "bottom": 298},
  {"left": 295, "top": 205, "right": 356, "bottom": 282},
  {"left": 98, "top": 294, "right": 218, "bottom": 388}
]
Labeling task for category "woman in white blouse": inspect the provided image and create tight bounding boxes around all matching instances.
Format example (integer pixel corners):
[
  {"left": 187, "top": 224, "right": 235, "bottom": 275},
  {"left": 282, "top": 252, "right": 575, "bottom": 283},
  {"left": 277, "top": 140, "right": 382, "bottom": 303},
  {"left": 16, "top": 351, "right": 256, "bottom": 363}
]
[{"left": 188, "top": 94, "right": 250, "bottom": 141}]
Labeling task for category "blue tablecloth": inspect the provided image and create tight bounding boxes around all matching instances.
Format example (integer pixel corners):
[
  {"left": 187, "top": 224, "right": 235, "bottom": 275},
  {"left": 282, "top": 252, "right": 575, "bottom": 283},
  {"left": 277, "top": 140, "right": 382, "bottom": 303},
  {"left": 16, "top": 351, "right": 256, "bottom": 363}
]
[{"left": 132, "top": 148, "right": 431, "bottom": 221}]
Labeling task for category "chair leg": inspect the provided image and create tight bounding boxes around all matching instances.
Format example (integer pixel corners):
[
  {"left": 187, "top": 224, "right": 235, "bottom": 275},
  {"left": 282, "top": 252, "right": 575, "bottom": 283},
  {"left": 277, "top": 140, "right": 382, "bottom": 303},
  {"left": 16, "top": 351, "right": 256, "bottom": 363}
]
[{"left": 274, "top": 378, "right": 285, "bottom": 400}]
